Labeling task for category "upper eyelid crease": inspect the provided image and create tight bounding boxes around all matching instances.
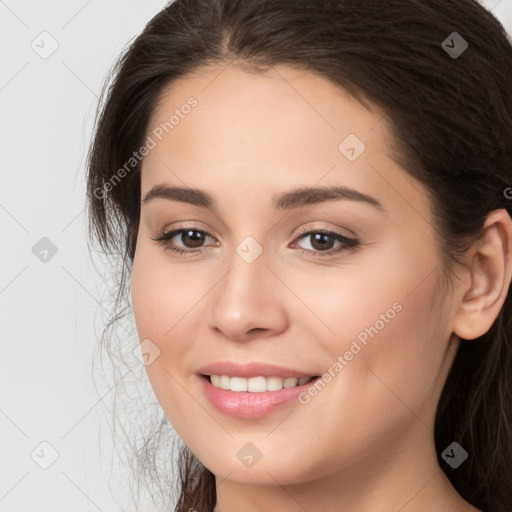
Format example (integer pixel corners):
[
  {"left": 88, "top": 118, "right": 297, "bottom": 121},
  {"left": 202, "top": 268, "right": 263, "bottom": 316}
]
[{"left": 142, "top": 184, "right": 385, "bottom": 212}]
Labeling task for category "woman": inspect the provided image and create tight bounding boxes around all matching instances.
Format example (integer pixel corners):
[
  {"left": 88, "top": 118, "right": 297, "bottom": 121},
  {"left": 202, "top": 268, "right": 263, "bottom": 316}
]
[{"left": 86, "top": 0, "right": 512, "bottom": 510}]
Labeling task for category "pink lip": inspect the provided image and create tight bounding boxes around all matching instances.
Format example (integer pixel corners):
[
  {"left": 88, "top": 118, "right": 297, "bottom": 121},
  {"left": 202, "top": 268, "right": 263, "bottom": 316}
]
[
  {"left": 196, "top": 361, "right": 316, "bottom": 379},
  {"left": 198, "top": 375, "right": 319, "bottom": 419},
  {"left": 196, "top": 361, "right": 319, "bottom": 419}
]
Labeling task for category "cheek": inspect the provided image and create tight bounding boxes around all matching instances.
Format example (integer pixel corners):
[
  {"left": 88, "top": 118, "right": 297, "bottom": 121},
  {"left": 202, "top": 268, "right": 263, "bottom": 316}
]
[
  {"left": 131, "top": 245, "right": 208, "bottom": 338},
  {"left": 313, "top": 261, "right": 448, "bottom": 428},
  {"left": 252, "top": 271, "right": 447, "bottom": 482},
  {"left": 298, "top": 242, "right": 448, "bottom": 426},
  {"left": 130, "top": 246, "right": 214, "bottom": 425}
]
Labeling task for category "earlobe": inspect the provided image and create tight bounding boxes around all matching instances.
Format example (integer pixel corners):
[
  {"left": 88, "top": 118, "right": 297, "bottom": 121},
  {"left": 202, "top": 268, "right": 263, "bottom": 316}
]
[{"left": 453, "top": 209, "right": 512, "bottom": 341}]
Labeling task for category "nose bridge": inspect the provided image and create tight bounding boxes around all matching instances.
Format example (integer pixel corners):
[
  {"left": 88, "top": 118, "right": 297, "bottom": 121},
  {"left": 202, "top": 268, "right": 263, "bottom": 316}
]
[
  {"left": 206, "top": 233, "right": 288, "bottom": 339},
  {"left": 217, "top": 236, "right": 271, "bottom": 309}
]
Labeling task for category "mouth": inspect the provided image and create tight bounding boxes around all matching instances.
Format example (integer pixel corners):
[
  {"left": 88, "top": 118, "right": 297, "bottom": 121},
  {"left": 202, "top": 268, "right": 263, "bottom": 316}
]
[
  {"left": 197, "top": 370, "right": 321, "bottom": 419},
  {"left": 195, "top": 361, "right": 321, "bottom": 418}
]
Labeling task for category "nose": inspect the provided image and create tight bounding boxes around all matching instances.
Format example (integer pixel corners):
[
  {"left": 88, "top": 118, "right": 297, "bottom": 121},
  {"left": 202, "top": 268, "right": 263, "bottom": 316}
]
[{"left": 206, "top": 248, "right": 289, "bottom": 342}]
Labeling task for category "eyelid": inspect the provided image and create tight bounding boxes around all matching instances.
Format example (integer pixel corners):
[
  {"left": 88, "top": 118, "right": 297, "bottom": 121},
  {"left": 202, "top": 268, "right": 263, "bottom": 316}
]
[{"left": 293, "top": 223, "right": 356, "bottom": 239}]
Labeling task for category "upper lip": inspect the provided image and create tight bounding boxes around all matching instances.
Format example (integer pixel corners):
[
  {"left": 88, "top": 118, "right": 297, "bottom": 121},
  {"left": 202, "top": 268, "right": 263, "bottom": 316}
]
[{"left": 197, "top": 361, "right": 318, "bottom": 379}]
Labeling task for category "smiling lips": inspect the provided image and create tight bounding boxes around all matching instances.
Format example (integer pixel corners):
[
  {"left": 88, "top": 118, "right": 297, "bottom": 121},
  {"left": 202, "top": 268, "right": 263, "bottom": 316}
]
[{"left": 196, "top": 361, "right": 320, "bottom": 418}]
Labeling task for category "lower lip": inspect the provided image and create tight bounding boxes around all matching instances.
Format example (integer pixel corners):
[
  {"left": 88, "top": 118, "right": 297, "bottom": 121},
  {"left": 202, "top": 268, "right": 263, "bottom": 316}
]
[{"left": 198, "top": 375, "right": 319, "bottom": 419}]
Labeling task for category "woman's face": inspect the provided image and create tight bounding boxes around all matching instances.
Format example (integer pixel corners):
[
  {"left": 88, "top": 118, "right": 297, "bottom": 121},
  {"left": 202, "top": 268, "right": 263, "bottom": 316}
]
[{"left": 131, "top": 64, "right": 460, "bottom": 488}]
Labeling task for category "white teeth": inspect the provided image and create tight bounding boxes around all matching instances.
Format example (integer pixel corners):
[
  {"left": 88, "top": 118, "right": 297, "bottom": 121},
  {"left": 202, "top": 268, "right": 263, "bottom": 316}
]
[
  {"left": 267, "top": 376, "right": 285, "bottom": 391},
  {"left": 210, "top": 375, "right": 222, "bottom": 388},
  {"left": 208, "top": 375, "right": 314, "bottom": 392},
  {"left": 283, "top": 377, "right": 298, "bottom": 388},
  {"left": 220, "top": 375, "right": 230, "bottom": 389},
  {"left": 230, "top": 377, "right": 248, "bottom": 392},
  {"left": 248, "top": 376, "right": 267, "bottom": 392}
]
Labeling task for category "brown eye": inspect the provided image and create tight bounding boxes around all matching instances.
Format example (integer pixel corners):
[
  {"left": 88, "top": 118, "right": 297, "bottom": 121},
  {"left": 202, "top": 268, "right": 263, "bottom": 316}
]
[
  {"left": 150, "top": 226, "right": 217, "bottom": 255},
  {"left": 180, "top": 229, "right": 206, "bottom": 248},
  {"left": 308, "top": 232, "right": 336, "bottom": 251},
  {"left": 293, "top": 228, "right": 359, "bottom": 257}
]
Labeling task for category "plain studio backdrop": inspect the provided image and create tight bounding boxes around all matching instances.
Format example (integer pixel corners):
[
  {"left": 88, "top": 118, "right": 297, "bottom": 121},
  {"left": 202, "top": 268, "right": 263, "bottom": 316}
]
[{"left": 1, "top": 1, "right": 511, "bottom": 511}]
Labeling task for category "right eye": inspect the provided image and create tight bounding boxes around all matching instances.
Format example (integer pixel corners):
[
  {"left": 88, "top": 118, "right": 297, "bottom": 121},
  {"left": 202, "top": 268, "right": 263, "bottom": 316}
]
[{"left": 151, "top": 226, "right": 219, "bottom": 255}]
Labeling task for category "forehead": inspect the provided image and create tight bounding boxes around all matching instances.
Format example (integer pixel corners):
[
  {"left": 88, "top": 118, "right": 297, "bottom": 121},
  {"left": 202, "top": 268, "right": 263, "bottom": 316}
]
[
  {"left": 146, "top": 63, "right": 391, "bottom": 156},
  {"left": 140, "top": 63, "right": 425, "bottom": 220}
]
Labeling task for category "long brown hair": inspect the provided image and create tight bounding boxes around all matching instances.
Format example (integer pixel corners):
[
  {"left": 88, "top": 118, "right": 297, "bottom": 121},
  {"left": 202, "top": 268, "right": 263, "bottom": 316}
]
[{"left": 86, "top": 1, "right": 512, "bottom": 510}]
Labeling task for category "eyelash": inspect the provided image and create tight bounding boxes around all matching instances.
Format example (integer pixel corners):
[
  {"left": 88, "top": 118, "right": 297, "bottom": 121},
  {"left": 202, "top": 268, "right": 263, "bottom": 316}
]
[{"left": 151, "top": 224, "right": 359, "bottom": 258}]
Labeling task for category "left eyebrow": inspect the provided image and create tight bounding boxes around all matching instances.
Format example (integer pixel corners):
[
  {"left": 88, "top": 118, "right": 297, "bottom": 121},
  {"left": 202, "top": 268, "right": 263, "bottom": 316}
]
[
  {"left": 142, "top": 184, "right": 385, "bottom": 212},
  {"left": 272, "top": 185, "right": 385, "bottom": 211}
]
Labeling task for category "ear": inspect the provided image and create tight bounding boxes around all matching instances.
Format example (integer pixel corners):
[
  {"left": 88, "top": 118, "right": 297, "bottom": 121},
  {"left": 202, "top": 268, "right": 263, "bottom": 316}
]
[{"left": 453, "top": 209, "right": 512, "bottom": 341}]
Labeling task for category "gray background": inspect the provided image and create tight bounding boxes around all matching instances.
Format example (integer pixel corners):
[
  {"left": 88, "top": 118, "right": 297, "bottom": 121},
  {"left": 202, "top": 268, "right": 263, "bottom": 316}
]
[{"left": 1, "top": 1, "right": 511, "bottom": 510}]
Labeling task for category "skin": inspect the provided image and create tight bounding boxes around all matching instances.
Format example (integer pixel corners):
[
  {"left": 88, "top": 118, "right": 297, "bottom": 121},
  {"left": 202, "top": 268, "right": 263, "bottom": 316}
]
[{"left": 130, "top": 63, "right": 512, "bottom": 511}]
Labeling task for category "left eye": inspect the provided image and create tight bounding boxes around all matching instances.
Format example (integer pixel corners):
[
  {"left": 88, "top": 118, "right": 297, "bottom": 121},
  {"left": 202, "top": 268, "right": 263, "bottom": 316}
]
[
  {"left": 151, "top": 226, "right": 359, "bottom": 257},
  {"left": 293, "top": 229, "right": 358, "bottom": 255}
]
